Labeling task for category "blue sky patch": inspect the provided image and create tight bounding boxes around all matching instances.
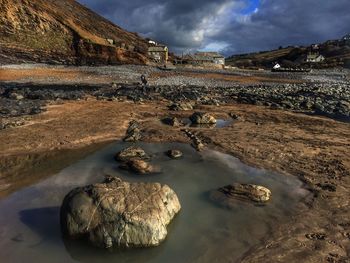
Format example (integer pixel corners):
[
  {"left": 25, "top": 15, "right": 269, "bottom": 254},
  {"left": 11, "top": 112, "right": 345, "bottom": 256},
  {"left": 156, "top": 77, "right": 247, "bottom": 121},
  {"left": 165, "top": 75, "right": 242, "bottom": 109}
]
[{"left": 241, "top": 0, "right": 260, "bottom": 15}]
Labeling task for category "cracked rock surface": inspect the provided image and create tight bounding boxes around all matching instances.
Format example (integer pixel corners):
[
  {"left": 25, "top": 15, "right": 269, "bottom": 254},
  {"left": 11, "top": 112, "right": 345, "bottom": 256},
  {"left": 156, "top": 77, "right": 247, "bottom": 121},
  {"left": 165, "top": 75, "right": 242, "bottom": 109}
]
[{"left": 60, "top": 177, "right": 181, "bottom": 248}]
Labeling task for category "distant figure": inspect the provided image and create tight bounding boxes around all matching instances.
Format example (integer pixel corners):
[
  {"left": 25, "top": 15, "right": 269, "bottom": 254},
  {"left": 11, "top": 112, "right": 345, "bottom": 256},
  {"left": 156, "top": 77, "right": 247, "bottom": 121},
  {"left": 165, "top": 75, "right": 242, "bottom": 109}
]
[{"left": 141, "top": 74, "right": 147, "bottom": 86}]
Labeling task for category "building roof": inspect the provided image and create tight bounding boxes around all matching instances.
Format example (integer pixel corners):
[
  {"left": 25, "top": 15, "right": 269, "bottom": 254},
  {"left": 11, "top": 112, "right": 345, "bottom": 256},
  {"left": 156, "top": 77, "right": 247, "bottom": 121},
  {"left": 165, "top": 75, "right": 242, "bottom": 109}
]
[
  {"left": 195, "top": 52, "right": 225, "bottom": 58},
  {"left": 184, "top": 52, "right": 225, "bottom": 62},
  {"left": 148, "top": 46, "right": 168, "bottom": 52}
]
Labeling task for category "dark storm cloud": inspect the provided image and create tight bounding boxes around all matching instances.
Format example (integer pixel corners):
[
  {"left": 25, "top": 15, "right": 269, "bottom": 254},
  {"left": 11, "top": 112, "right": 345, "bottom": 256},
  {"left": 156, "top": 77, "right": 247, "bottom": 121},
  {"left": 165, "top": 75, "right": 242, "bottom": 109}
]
[{"left": 78, "top": 0, "right": 350, "bottom": 55}]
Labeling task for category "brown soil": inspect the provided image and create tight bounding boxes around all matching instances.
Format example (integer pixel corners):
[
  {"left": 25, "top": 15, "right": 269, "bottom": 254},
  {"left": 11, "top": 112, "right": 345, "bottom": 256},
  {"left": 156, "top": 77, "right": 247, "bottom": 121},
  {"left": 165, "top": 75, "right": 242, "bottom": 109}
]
[
  {"left": 0, "top": 99, "right": 349, "bottom": 262},
  {"left": 0, "top": 68, "right": 96, "bottom": 81}
]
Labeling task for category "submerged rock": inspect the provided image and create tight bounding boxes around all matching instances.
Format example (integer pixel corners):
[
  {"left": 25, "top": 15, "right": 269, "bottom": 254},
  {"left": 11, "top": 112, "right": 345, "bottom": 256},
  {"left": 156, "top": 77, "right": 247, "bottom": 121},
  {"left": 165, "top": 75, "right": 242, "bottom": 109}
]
[
  {"left": 166, "top": 149, "right": 183, "bottom": 159},
  {"left": 190, "top": 112, "right": 216, "bottom": 124},
  {"left": 168, "top": 102, "right": 193, "bottom": 111},
  {"left": 115, "top": 146, "right": 148, "bottom": 162},
  {"left": 119, "top": 159, "right": 159, "bottom": 174},
  {"left": 210, "top": 183, "right": 271, "bottom": 207},
  {"left": 60, "top": 177, "right": 181, "bottom": 248}
]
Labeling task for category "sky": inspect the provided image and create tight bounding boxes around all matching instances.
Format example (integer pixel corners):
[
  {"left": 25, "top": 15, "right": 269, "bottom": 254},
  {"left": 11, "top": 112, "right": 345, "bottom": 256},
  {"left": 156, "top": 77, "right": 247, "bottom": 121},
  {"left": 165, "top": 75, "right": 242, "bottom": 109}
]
[{"left": 78, "top": 0, "right": 350, "bottom": 56}]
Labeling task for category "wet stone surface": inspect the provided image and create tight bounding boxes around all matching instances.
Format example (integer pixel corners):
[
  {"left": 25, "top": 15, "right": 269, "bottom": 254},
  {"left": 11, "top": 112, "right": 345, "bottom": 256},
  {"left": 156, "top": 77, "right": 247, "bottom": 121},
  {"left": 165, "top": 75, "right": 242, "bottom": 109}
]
[
  {"left": 1, "top": 81, "right": 349, "bottom": 121},
  {"left": 60, "top": 177, "right": 181, "bottom": 248}
]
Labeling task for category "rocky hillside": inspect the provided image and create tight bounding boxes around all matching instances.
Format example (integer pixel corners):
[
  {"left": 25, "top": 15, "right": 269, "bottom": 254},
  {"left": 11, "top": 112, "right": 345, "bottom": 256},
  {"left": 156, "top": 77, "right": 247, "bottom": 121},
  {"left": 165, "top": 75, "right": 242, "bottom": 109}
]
[
  {"left": 0, "top": 0, "right": 149, "bottom": 65},
  {"left": 226, "top": 36, "right": 350, "bottom": 69}
]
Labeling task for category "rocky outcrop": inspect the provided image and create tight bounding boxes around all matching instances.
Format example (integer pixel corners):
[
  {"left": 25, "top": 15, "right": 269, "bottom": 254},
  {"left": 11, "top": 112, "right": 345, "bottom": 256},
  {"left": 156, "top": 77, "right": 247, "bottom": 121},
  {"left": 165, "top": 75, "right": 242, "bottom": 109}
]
[
  {"left": 210, "top": 183, "right": 271, "bottom": 208},
  {"left": 183, "top": 129, "right": 206, "bottom": 151},
  {"left": 115, "top": 146, "right": 148, "bottom": 162},
  {"left": 60, "top": 177, "right": 181, "bottom": 248},
  {"left": 190, "top": 112, "right": 217, "bottom": 124}
]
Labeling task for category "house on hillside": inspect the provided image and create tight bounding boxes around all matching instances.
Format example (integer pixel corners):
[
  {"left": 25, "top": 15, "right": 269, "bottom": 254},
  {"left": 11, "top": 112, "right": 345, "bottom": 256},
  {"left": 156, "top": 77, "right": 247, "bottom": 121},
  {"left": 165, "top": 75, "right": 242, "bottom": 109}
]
[
  {"left": 305, "top": 45, "right": 325, "bottom": 63},
  {"left": 106, "top": 38, "right": 115, "bottom": 45},
  {"left": 148, "top": 45, "right": 168, "bottom": 63},
  {"left": 306, "top": 53, "right": 325, "bottom": 63},
  {"left": 183, "top": 52, "right": 225, "bottom": 66},
  {"left": 343, "top": 34, "right": 350, "bottom": 41}
]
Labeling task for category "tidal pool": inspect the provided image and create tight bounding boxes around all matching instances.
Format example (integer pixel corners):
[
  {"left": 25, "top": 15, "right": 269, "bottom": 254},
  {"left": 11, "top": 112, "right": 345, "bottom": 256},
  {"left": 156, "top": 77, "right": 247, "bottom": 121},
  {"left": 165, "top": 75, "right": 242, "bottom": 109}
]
[
  {"left": 0, "top": 142, "right": 309, "bottom": 263},
  {"left": 182, "top": 118, "right": 233, "bottom": 128}
]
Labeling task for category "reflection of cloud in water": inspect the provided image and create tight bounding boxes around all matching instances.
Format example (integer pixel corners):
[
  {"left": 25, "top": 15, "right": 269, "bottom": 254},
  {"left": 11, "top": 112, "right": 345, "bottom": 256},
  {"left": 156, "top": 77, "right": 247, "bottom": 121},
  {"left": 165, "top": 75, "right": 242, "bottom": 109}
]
[
  {"left": 202, "top": 149, "right": 308, "bottom": 197},
  {"left": 201, "top": 149, "right": 265, "bottom": 176}
]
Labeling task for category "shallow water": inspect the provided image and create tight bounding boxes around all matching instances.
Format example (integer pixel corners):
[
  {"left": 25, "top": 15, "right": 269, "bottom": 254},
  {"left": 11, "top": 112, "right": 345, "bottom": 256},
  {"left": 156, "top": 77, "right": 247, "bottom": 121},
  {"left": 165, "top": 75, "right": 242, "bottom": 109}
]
[
  {"left": 182, "top": 118, "right": 233, "bottom": 128},
  {"left": 0, "top": 142, "right": 308, "bottom": 263}
]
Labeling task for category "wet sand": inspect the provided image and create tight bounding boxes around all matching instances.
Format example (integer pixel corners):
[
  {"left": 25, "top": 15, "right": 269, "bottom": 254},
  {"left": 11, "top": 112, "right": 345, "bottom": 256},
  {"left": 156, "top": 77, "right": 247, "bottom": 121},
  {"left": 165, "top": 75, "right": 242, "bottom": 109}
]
[{"left": 0, "top": 66, "right": 350, "bottom": 262}]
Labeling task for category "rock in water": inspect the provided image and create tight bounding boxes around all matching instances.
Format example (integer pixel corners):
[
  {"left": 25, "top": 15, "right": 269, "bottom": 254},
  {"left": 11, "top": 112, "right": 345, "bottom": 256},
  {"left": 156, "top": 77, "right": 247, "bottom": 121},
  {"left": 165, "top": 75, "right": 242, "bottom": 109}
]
[
  {"left": 166, "top": 149, "right": 183, "bottom": 159},
  {"left": 190, "top": 112, "right": 216, "bottom": 124},
  {"left": 115, "top": 146, "right": 148, "bottom": 162},
  {"left": 60, "top": 177, "right": 181, "bottom": 248},
  {"left": 119, "top": 159, "right": 159, "bottom": 174},
  {"left": 210, "top": 183, "right": 271, "bottom": 208}
]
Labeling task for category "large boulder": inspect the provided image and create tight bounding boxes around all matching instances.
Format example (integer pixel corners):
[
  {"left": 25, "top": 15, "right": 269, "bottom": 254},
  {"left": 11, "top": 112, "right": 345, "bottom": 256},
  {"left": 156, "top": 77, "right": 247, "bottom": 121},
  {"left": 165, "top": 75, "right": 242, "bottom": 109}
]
[
  {"left": 60, "top": 177, "right": 181, "bottom": 248},
  {"left": 210, "top": 183, "right": 271, "bottom": 208},
  {"left": 190, "top": 112, "right": 216, "bottom": 124},
  {"left": 115, "top": 146, "right": 148, "bottom": 162}
]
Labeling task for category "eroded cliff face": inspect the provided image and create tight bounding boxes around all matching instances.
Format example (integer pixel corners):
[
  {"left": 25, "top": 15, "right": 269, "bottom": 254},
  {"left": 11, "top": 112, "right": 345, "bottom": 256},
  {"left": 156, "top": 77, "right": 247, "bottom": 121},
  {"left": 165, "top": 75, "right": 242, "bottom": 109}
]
[{"left": 0, "top": 0, "right": 149, "bottom": 65}]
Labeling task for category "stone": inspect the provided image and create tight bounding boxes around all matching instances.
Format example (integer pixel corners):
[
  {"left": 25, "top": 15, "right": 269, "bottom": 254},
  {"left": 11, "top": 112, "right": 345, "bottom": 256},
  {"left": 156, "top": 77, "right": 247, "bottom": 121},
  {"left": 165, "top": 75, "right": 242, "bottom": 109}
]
[
  {"left": 210, "top": 183, "right": 271, "bottom": 208},
  {"left": 229, "top": 113, "right": 240, "bottom": 119},
  {"left": 190, "top": 112, "right": 217, "bottom": 124},
  {"left": 60, "top": 177, "right": 181, "bottom": 248},
  {"left": 9, "top": 93, "right": 24, "bottom": 100},
  {"left": 119, "top": 159, "right": 159, "bottom": 174},
  {"left": 166, "top": 149, "right": 183, "bottom": 159},
  {"left": 124, "top": 120, "right": 142, "bottom": 142},
  {"left": 115, "top": 146, "right": 148, "bottom": 162},
  {"left": 168, "top": 102, "right": 193, "bottom": 111},
  {"left": 162, "top": 117, "right": 182, "bottom": 127}
]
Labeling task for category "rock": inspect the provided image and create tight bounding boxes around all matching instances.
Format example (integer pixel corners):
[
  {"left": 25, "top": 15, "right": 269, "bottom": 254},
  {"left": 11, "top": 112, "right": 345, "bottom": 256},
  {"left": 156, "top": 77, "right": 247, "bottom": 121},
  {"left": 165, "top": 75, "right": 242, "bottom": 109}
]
[
  {"left": 9, "top": 93, "right": 24, "bottom": 100},
  {"left": 124, "top": 120, "right": 142, "bottom": 142},
  {"left": 119, "top": 159, "right": 159, "bottom": 174},
  {"left": 115, "top": 146, "right": 148, "bottom": 162},
  {"left": 229, "top": 113, "right": 240, "bottom": 119},
  {"left": 60, "top": 177, "right": 181, "bottom": 248},
  {"left": 166, "top": 149, "right": 183, "bottom": 159},
  {"left": 190, "top": 112, "right": 216, "bottom": 124},
  {"left": 210, "top": 183, "right": 271, "bottom": 207},
  {"left": 162, "top": 117, "right": 182, "bottom": 127},
  {"left": 168, "top": 102, "right": 193, "bottom": 111}
]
